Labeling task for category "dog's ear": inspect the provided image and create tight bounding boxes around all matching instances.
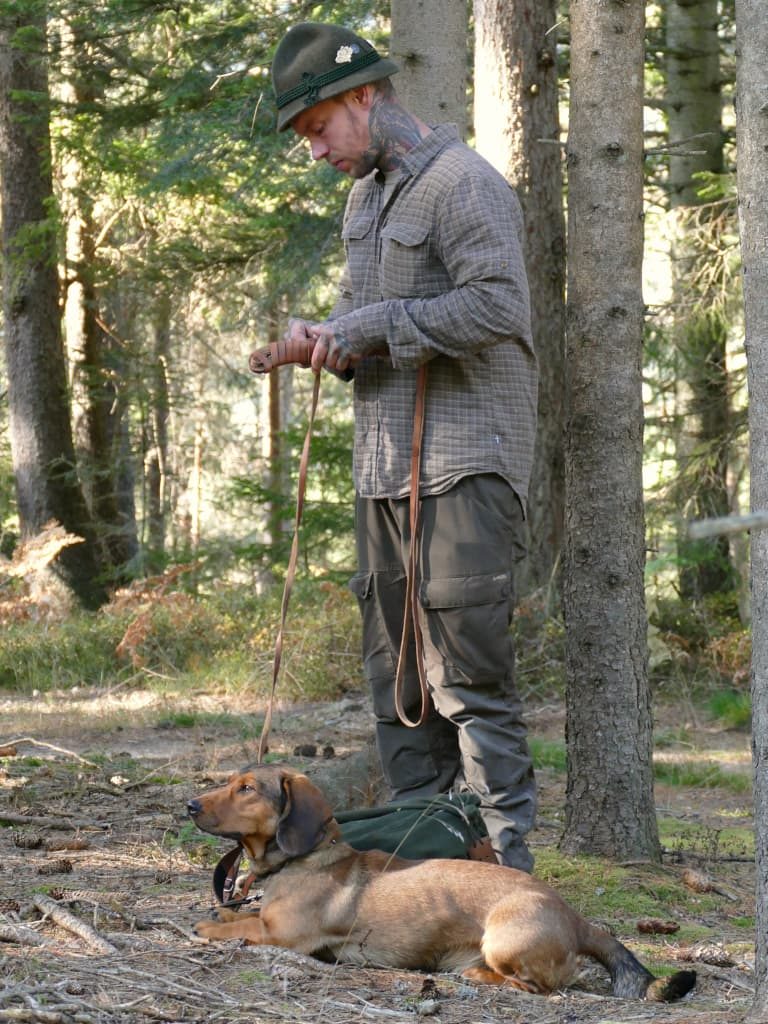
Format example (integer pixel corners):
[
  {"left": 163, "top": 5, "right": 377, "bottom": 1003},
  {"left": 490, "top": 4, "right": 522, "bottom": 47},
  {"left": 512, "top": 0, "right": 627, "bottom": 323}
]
[{"left": 276, "top": 773, "right": 333, "bottom": 857}]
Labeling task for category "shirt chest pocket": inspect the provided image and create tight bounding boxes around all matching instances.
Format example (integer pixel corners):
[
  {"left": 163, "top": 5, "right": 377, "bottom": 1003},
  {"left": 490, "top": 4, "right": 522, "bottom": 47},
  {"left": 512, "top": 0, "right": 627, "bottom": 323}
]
[
  {"left": 341, "top": 213, "right": 376, "bottom": 297},
  {"left": 380, "top": 221, "right": 444, "bottom": 299}
]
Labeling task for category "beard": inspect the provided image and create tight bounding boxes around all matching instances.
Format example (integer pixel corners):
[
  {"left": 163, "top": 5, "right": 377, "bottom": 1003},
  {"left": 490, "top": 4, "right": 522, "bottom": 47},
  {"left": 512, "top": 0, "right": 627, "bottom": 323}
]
[{"left": 348, "top": 144, "right": 380, "bottom": 179}]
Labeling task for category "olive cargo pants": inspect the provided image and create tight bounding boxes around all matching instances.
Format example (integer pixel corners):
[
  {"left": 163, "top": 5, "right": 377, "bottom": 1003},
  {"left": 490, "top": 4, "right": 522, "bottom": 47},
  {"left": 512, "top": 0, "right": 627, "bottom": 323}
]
[{"left": 350, "top": 473, "right": 536, "bottom": 870}]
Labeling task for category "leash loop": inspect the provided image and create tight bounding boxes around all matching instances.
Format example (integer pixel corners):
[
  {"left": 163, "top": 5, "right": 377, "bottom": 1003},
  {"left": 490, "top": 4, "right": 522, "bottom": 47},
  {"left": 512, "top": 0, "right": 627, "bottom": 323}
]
[{"left": 393, "top": 364, "right": 431, "bottom": 728}]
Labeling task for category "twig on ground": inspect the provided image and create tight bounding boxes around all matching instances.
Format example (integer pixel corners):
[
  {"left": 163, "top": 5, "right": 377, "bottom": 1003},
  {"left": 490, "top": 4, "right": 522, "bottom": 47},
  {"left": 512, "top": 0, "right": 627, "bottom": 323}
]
[
  {"left": 144, "top": 917, "right": 208, "bottom": 943},
  {"left": 31, "top": 895, "right": 118, "bottom": 955}
]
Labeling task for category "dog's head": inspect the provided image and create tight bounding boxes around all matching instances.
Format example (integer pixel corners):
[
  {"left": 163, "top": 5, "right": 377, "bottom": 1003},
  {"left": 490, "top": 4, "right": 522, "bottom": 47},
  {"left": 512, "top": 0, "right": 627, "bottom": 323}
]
[{"left": 187, "top": 765, "right": 339, "bottom": 865}]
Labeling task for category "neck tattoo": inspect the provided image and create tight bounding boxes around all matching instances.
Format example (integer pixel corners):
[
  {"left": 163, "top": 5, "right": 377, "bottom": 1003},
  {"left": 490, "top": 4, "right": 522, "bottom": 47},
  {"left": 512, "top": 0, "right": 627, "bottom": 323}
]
[{"left": 368, "top": 94, "right": 424, "bottom": 172}]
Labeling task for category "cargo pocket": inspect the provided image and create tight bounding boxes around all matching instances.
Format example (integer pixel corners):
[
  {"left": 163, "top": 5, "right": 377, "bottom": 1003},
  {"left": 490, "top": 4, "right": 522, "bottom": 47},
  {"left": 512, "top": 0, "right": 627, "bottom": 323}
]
[
  {"left": 419, "top": 572, "right": 514, "bottom": 685},
  {"left": 348, "top": 569, "right": 409, "bottom": 695}
]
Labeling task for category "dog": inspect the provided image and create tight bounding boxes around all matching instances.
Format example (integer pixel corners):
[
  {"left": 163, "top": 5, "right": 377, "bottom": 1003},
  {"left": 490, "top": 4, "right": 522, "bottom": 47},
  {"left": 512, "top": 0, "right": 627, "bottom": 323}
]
[{"left": 188, "top": 765, "right": 696, "bottom": 1002}]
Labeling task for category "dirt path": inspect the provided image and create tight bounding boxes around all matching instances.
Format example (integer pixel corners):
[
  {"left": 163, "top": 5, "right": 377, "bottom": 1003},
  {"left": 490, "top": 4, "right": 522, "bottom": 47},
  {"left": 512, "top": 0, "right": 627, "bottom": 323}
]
[{"left": 0, "top": 687, "right": 754, "bottom": 1024}]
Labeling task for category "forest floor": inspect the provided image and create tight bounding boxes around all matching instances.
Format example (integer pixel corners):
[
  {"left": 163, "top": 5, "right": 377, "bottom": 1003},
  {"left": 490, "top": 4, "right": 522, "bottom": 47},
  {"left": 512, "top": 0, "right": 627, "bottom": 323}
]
[{"left": 0, "top": 683, "right": 756, "bottom": 1024}]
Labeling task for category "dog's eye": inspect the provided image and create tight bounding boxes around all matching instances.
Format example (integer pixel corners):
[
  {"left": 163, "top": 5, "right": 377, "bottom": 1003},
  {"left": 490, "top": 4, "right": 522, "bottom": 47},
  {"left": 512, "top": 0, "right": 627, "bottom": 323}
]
[{"left": 239, "top": 783, "right": 254, "bottom": 793}]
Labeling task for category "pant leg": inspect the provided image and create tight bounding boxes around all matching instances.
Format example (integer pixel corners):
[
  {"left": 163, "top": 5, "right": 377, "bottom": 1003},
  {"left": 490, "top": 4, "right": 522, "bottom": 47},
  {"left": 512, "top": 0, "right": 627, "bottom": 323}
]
[
  {"left": 417, "top": 474, "right": 537, "bottom": 870},
  {"left": 350, "top": 494, "right": 460, "bottom": 797}
]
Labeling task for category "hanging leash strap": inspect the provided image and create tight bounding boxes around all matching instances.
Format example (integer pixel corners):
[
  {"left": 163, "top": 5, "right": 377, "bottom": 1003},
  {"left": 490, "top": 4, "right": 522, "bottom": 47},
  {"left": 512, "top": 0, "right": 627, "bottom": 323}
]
[
  {"left": 393, "top": 364, "right": 431, "bottom": 728},
  {"left": 250, "top": 342, "right": 430, "bottom": 739},
  {"left": 253, "top": 364, "right": 321, "bottom": 764}
]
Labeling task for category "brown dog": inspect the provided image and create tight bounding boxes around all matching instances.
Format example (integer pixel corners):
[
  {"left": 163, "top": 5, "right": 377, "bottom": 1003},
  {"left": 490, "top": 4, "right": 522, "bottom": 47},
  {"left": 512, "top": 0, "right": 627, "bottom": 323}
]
[{"left": 188, "top": 765, "right": 695, "bottom": 1002}]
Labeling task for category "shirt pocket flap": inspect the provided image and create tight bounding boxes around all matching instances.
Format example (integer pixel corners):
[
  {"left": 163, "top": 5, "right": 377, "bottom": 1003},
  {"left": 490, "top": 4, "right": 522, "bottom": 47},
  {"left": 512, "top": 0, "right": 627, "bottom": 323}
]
[
  {"left": 381, "top": 221, "right": 430, "bottom": 247},
  {"left": 342, "top": 213, "right": 375, "bottom": 241},
  {"left": 419, "top": 571, "right": 512, "bottom": 609}
]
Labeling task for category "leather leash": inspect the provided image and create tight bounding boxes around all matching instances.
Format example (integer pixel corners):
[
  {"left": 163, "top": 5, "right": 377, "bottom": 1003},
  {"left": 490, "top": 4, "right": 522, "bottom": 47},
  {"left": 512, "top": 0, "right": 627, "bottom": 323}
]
[
  {"left": 251, "top": 345, "right": 321, "bottom": 763},
  {"left": 249, "top": 340, "right": 431, "bottom": 737}
]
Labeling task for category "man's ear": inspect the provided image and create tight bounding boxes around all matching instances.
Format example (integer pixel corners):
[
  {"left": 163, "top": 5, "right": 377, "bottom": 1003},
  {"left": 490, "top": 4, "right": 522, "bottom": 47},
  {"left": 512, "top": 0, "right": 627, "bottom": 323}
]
[{"left": 349, "top": 83, "right": 376, "bottom": 113}]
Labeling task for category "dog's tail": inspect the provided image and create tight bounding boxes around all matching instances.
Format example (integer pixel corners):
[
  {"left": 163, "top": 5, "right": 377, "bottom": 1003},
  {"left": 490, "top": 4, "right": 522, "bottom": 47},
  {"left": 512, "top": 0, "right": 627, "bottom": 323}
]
[{"left": 584, "top": 925, "right": 696, "bottom": 1002}]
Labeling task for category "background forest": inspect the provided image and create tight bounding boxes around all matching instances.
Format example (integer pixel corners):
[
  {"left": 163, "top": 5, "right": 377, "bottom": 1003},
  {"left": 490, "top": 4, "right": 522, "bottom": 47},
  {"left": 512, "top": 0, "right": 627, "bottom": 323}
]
[
  {"left": 2, "top": 0, "right": 768, "bottom": 1020},
  {"left": 0, "top": 0, "right": 750, "bottom": 685}
]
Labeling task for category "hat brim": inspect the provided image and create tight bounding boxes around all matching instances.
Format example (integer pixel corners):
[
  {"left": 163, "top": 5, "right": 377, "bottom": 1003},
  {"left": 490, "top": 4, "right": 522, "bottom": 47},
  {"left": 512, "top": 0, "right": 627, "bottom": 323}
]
[{"left": 277, "top": 57, "right": 400, "bottom": 132}]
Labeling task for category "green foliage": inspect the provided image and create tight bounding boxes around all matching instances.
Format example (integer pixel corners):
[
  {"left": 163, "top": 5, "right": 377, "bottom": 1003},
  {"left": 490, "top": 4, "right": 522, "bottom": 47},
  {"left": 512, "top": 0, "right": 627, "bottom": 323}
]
[
  {"left": 653, "top": 759, "right": 751, "bottom": 794},
  {"left": 155, "top": 709, "right": 264, "bottom": 738},
  {"left": 229, "top": 410, "right": 356, "bottom": 577},
  {"left": 0, "top": 613, "right": 128, "bottom": 691},
  {"left": 535, "top": 850, "right": 717, "bottom": 927},
  {"left": 708, "top": 689, "right": 751, "bottom": 729},
  {"left": 658, "top": 818, "right": 754, "bottom": 862},
  {"left": 513, "top": 595, "right": 566, "bottom": 699},
  {"left": 648, "top": 594, "right": 750, "bottom": 696},
  {"left": 529, "top": 738, "right": 567, "bottom": 773},
  {"left": 165, "top": 820, "right": 221, "bottom": 865},
  {"left": 0, "top": 580, "right": 362, "bottom": 701}
]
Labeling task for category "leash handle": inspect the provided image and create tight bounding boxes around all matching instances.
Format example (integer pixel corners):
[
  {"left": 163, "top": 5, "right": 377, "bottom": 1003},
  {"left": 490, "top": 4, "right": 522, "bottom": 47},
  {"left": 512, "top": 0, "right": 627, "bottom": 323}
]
[
  {"left": 257, "top": 371, "right": 321, "bottom": 763},
  {"left": 394, "top": 364, "right": 431, "bottom": 729},
  {"left": 249, "top": 337, "right": 315, "bottom": 374}
]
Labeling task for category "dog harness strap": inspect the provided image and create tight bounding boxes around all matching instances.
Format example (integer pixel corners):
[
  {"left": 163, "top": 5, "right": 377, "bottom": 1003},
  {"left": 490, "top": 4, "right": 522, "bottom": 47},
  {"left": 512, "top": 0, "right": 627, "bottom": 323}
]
[
  {"left": 393, "top": 364, "right": 431, "bottom": 729},
  {"left": 257, "top": 370, "right": 322, "bottom": 763},
  {"left": 248, "top": 337, "right": 315, "bottom": 374}
]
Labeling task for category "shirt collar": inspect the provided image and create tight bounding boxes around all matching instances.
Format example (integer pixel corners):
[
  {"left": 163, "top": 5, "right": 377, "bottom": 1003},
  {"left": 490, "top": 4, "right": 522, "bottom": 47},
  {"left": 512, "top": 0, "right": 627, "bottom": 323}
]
[
  {"left": 400, "top": 123, "right": 460, "bottom": 177},
  {"left": 374, "top": 123, "right": 460, "bottom": 184}
]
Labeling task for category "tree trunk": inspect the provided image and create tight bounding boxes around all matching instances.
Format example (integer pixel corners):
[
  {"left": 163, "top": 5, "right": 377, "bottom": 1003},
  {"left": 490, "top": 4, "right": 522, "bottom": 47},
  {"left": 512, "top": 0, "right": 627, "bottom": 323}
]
[
  {"left": 473, "top": 0, "right": 565, "bottom": 597},
  {"left": 561, "top": 0, "right": 660, "bottom": 860},
  {"left": 390, "top": 0, "right": 468, "bottom": 137},
  {"left": 0, "top": 1, "right": 105, "bottom": 608},
  {"left": 667, "top": 0, "right": 733, "bottom": 600},
  {"left": 735, "top": 1, "right": 768, "bottom": 1015},
  {"left": 59, "top": 13, "right": 138, "bottom": 574},
  {"left": 146, "top": 292, "right": 171, "bottom": 558}
]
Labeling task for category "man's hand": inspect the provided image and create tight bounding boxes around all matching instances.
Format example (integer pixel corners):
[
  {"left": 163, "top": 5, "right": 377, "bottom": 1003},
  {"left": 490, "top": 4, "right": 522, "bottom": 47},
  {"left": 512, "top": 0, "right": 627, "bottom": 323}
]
[
  {"left": 283, "top": 318, "right": 317, "bottom": 366},
  {"left": 308, "top": 323, "right": 355, "bottom": 373}
]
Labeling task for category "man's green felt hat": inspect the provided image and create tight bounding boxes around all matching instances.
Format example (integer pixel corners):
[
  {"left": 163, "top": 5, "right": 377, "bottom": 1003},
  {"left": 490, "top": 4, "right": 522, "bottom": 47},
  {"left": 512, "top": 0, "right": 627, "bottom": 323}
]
[{"left": 272, "top": 22, "right": 399, "bottom": 132}]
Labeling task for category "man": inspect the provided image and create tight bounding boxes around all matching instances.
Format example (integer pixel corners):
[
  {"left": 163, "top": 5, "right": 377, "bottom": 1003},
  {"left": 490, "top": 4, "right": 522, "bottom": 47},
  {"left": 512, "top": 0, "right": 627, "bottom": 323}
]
[{"left": 270, "top": 22, "right": 538, "bottom": 871}]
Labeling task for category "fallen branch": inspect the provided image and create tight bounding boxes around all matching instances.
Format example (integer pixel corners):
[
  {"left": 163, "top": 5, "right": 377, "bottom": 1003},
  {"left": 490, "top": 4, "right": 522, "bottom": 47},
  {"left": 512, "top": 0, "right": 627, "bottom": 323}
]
[
  {"left": 0, "top": 738, "right": 98, "bottom": 769},
  {"left": 0, "top": 923, "right": 46, "bottom": 946},
  {"left": 688, "top": 511, "right": 768, "bottom": 539},
  {"left": 31, "top": 894, "right": 118, "bottom": 955},
  {"left": 0, "top": 812, "right": 108, "bottom": 831},
  {"left": 0, "top": 1011, "right": 66, "bottom": 1024}
]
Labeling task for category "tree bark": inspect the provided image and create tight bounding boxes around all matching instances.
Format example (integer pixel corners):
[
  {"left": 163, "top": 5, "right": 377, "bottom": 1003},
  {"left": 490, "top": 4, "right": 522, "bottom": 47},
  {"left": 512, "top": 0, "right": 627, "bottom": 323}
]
[
  {"left": 390, "top": 0, "right": 468, "bottom": 137},
  {"left": 735, "top": 1, "right": 768, "bottom": 1015},
  {"left": 0, "top": 1, "right": 105, "bottom": 608},
  {"left": 561, "top": 0, "right": 660, "bottom": 859},
  {"left": 473, "top": 0, "right": 565, "bottom": 597},
  {"left": 666, "top": 0, "right": 733, "bottom": 600}
]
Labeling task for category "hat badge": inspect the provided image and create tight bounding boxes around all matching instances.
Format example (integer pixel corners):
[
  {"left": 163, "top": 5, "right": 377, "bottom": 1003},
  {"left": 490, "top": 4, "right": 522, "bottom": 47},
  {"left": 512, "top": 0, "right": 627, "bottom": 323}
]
[{"left": 335, "top": 44, "right": 359, "bottom": 64}]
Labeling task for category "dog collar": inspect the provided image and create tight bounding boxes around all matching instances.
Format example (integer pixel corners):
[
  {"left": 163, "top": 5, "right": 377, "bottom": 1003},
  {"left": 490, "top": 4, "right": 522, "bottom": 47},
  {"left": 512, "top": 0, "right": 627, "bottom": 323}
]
[{"left": 212, "top": 845, "right": 260, "bottom": 910}]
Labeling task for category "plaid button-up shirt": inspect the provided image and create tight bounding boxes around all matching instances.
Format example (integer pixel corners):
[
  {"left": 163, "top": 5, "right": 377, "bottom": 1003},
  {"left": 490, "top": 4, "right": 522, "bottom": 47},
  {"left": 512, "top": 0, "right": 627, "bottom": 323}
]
[{"left": 330, "top": 124, "right": 538, "bottom": 503}]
